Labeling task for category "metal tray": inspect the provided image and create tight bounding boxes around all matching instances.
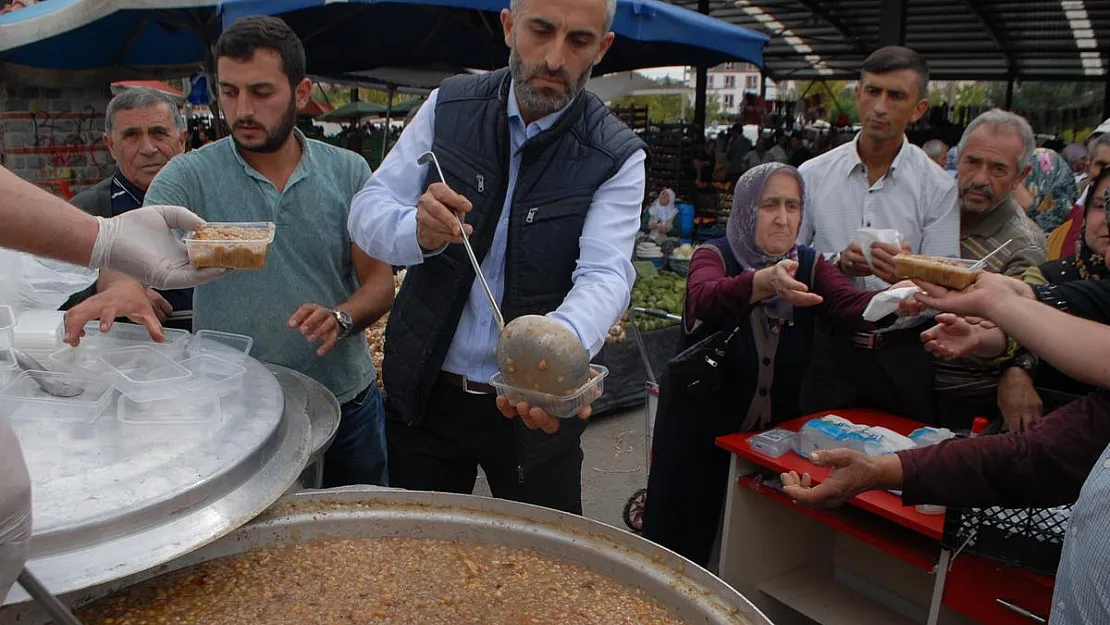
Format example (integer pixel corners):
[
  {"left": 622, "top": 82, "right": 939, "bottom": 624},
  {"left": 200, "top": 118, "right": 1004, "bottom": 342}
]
[
  {"left": 1, "top": 357, "right": 311, "bottom": 606},
  {"left": 264, "top": 363, "right": 340, "bottom": 466},
  {"left": 2, "top": 488, "right": 774, "bottom": 625}
]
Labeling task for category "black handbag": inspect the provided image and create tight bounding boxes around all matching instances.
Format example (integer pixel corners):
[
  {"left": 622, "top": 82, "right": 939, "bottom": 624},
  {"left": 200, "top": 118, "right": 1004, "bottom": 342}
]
[{"left": 665, "top": 324, "right": 741, "bottom": 400}]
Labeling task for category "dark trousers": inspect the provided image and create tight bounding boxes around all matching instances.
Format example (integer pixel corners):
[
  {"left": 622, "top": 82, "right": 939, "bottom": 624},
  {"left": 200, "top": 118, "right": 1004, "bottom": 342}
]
[
  {"left": 322, "top": 384, "right": 389, "bottom": 488},
  {"left": 386, "top": 380, "right": 584, "bottom": 514},
  {"left": 801, "top": 331, "right": 937, "bottom": 424},
  {"left": 641, "top": 374, "right": 732, "bottom": 568}
]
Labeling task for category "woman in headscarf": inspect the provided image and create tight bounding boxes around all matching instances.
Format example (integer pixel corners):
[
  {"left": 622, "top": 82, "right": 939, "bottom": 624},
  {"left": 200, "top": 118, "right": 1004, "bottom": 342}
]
[
  {"left": 1016, "top": 147, "right": 1079, "bottom": 234},
  {"left": 645, "top": 188, "right": 677, "bottom": 242},
  {"left": 641, "top": 163, "right": 902, "bottom": 567},
  {"left": 1001, "top": 166, "right": 1110, "bottom": 413}
]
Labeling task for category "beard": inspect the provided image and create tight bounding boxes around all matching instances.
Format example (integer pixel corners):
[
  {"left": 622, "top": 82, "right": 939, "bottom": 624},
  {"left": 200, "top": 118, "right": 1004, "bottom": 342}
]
[
  {"left": 509, "top": 45, "right": 593, "bottom": 118},
  {"left": 231, "top": 97, "right": 297, "bottom": 154},
  {"left": 960, "top": 181, "right": 1007, "bottom": 213}
]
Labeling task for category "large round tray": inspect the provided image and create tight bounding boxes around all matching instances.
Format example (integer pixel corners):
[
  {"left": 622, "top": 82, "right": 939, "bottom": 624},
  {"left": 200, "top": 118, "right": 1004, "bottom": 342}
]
[
  {"left": 2, "top": 488, "right": 774, "bottom": 624},
  {"left": 0, "top": 357, "right": 311, "bottom": 606},
  {"left": 265, "top": 363, "right": 340, "bottom": 465}
]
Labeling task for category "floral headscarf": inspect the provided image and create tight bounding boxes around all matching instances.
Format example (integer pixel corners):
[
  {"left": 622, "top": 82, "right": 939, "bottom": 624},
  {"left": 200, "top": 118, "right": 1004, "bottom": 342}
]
[
  {"left": 1025, "top": 148, "right": 1078, "bottom": 233},
  {"left": 726, "top": 162, "right": 806, "bottom": 321}
]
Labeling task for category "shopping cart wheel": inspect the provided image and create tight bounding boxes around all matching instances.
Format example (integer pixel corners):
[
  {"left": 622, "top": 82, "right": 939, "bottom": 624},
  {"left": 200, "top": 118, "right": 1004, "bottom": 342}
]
[{"left": 623, "top": 488, "right": 648, "bottom": 533}]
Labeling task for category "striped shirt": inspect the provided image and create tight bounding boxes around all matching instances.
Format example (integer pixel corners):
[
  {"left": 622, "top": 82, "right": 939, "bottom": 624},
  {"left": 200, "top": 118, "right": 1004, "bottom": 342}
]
[
  {"left": 1053, "top": 440, "right": 1110, "bottom": 624},
  {"left": 798, "top": 134, "right": 960, "bottom": 292},
  {"left": 960, "top": 197, "right": 1047, "bottom": 278}
]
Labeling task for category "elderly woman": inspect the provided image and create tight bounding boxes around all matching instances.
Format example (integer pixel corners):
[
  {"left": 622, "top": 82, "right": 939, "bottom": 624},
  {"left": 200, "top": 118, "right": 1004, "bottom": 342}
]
[{"left": 641, "top": 163, "right": 897, "bottom": 566}]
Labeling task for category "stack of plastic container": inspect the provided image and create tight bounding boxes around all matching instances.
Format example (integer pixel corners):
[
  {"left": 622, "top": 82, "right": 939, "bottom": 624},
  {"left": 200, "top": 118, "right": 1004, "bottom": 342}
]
[
  {"left": 0, "top": 305, "right": 17, "bottom": 387},
  {"left": 0, "top": 314, "right": 254, "bottom": 428}
]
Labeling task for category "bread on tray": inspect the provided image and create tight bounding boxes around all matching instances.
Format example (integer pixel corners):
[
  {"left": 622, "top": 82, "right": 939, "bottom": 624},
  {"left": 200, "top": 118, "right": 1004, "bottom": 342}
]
[{"left": 893, "top": 254, "right": 981, "bottom": 290}]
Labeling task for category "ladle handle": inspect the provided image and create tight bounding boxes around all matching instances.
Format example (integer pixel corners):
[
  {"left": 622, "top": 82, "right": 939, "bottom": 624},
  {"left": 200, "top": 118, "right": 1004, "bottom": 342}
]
[
  {"left": 454, "top": 213, "right": 505, "bottom": 332},
  {"left": 18, "top": 567, "right": 86, "bottom": 625}
]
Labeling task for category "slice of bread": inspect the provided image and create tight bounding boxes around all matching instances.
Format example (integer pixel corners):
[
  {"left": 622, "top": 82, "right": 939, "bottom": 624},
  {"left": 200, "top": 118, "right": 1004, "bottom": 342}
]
[{"left": 893, "top": 254, "right": 982, "bottom": 290}]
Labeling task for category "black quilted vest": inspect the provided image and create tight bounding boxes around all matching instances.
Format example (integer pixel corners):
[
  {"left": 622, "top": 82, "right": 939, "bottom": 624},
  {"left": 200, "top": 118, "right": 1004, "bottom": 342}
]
[{"left": 383, "top": 68, "right": 645, "bottom": 467}]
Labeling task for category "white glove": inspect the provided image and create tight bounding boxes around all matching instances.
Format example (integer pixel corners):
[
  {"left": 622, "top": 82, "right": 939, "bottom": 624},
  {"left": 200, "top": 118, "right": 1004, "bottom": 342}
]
[
  {"left": 0, "top": 418, "right": 31, "bottom": 603},
  {"left": 89, "top": 205, "right": 226, "bottom": 290}
]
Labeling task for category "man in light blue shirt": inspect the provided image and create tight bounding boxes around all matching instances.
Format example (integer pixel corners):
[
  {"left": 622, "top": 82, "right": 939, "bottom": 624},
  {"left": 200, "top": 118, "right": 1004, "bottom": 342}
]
[
  {"left": 348, "top": 0, "right": 646, "bottom": 513},
  {"left": 146, "top": 17, "right": 395, "bottom": 487}
]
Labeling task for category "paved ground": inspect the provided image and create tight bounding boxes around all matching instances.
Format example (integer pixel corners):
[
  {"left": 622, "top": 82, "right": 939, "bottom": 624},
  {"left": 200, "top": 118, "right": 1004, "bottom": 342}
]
[{"left": 473, "top": 404, "right": 650, "bottom": 531}]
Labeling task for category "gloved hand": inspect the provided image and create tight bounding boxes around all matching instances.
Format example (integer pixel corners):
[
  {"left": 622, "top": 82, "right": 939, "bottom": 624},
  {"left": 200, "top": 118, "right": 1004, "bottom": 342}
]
[
  {"left": 0, "top": 418, "right": 31, "bottom": 603},
  {"left": 89, "top": 205, "right": 227, "bottom": 290}
]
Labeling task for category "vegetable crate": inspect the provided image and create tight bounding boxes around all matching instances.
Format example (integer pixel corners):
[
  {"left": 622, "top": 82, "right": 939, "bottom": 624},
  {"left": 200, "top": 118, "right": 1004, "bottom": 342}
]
[
  {"left": 942, "top": 504, "right": 1071, "bottom": 575},
  {"left": 622, "top": 307, "right": 682, "bottom": 534}
]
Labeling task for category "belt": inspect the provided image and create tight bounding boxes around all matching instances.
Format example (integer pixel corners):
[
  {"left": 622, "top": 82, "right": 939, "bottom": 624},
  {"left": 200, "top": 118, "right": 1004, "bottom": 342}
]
[
  {"left": 438, "top": 371, "right": 495, "bottom": 395},
  {"left": 826, "top": 326, "right": 923, "bottom": 351}
]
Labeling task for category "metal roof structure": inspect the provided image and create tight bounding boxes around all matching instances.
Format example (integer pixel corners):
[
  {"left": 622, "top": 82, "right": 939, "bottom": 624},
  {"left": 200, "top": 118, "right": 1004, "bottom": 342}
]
[{"left": 665, "top": 0, "right": 1110, "bottom": 83}]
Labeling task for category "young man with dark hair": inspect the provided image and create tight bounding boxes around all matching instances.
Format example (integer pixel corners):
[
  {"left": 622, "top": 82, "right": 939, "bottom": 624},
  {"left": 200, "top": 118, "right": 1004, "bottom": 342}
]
[
  {"left": 797, "top": 46, "right": 959, "bottom": 423},
  {"left": 67, "top": 16, "right": 396, "bottom": 487}
]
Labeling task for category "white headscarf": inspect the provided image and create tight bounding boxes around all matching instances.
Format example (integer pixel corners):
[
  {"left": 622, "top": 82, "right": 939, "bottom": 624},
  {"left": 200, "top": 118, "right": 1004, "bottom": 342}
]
[{"left": 647, "top": 189, "right": 678, "bottom": 242}]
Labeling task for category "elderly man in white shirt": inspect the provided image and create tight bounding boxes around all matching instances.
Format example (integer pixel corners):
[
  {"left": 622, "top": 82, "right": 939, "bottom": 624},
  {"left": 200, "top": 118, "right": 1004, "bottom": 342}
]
[{"left": 797, "top": 46, "right": 959, "bottom": 424}]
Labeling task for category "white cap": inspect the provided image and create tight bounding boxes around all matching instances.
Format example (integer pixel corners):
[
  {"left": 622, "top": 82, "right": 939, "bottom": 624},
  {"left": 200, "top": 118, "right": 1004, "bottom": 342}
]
[{"left": 1092, "top": 118, "right": 1110, "bottom": 139}]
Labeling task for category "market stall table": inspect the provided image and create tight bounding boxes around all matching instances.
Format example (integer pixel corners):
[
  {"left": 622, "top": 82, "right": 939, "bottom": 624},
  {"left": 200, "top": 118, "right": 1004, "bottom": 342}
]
[{"left": 716, "top": 409, "right": 1055, "bottom": 625}]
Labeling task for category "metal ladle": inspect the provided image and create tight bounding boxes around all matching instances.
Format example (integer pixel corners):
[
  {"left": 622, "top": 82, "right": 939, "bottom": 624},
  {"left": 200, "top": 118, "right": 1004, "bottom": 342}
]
[
  {"left": 416, "top": 152, "right": 590, "bottom": 396},
  {"left": 11, "top": 348, "right": 84, "bottom": 397}
]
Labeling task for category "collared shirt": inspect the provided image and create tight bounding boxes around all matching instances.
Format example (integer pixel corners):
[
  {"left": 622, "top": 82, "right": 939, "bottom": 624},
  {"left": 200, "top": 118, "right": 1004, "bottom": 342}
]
[
  {"left": 349, "top": 84, "right": 647, "bottom": 384},
  {"left": 144, "top": 129, "right": 375, "bottom": 404},
  {"left": 110, "top": 168, "right": 194, "bottom": 327},
  {"left": 960, "top": 197, "right": 1047, "bottom": 278},
  {"left": 798, "top": 134, "right": 960, "bottom": 292}
]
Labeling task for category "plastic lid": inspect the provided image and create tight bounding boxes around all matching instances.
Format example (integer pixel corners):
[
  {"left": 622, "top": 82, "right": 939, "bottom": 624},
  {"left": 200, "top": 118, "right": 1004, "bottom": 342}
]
[{"left": 971, "top": 416, "right": 990, "bottom": 435}]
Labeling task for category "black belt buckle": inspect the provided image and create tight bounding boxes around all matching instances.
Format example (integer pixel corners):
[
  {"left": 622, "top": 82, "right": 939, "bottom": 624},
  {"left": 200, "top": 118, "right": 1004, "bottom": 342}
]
[{"left": 851, "top": 332, "right": 882, "bottom": 350}]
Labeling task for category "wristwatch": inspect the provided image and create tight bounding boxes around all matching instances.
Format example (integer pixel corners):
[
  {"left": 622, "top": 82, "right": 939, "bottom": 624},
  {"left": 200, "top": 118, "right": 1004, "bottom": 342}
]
[
  {"left": 1006, "top": 351, "right": 1039, "bottom": 375},
  {"left": 332, "top": 309, "right": 354, "bottom": 339}
]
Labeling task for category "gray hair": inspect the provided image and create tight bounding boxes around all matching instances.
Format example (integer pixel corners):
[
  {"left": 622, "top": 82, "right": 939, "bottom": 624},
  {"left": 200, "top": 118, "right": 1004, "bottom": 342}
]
[
  {"left": 957, "top": 108, "right": 1036, "bottom": 171},
  {"left": 510, "top": 0, "right": 617, "bottom": 31},
  {"left": 922, "top": 139, "right": 947, "bottom": 159},
  {"left": 105, "top": 87, "right": 186, "bottom": 136},
  {"left": 1088, "top": 133, "right": 1110, "bottom": 157}
]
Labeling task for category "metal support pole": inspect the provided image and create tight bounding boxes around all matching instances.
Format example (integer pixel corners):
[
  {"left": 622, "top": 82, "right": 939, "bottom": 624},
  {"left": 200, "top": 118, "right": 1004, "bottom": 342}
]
[
  {"left": 1103, "top": 74, "right": 1110, "bottom": 121},
  {"left": 1005, "top": 80, "right": 1015, "bottom": 110},
  {"left": 693, "top": 0, "right": 710, "bottom": 130},
  {"left": 877, "top": 0, "right": 908, "bottom": 47},
  {"left": 760, "top": 72, "right": 767, "bottom": 99}
]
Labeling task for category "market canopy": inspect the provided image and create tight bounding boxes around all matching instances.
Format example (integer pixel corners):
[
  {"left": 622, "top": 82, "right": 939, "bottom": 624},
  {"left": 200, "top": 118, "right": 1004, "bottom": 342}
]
[
  {"left": 314, "top": 98, "right": 423, "bottom": 121},
  {"left": 0, "top": 0, "right": 220, "bottom": 72},
  {"left": 218, "top": 0, "right": 769, "bottom": 76},
  {"left": 664, "top": 0, "right": 1109, "bottom": 82}
]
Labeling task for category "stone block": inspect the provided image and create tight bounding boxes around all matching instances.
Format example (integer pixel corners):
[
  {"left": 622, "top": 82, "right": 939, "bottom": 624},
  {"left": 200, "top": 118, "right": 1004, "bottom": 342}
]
[
  {"left": 49, "top": 100, "right": 71, "bottom": 112},
  {"left": 42, "top": 88, "right": 61, "bottom": 99},
  {"left": 4, "top": 133, "right": 27, "bottom": 147},
  {"left": 4, "top": 99, "right": 29, "bottom": 111},
  {"left": 3, "top": 120, "right": 31, "bottom": 133},
  {"left": 19, "top": 87, "right": 39, "bottom": 100},
  {"left": 7, "top": 156, "right": 24, "bottom": 169}
]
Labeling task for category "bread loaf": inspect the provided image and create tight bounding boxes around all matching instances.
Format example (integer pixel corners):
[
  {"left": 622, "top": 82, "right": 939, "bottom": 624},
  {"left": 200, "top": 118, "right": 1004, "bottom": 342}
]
[{"left": 893, "top": 254, "right": 981, "bottom": 290}]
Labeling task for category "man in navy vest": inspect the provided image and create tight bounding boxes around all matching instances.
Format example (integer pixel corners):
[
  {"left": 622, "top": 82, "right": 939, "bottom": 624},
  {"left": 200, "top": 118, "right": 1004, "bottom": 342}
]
[{"left": 348, "top": 0, "right": 647, "bottom": 514}]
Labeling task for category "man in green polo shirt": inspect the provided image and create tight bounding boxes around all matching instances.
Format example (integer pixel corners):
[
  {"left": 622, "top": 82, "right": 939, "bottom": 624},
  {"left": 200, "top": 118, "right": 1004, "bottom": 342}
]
[{"left": 76, "top": 16, "right": 395, "bottom": 486}]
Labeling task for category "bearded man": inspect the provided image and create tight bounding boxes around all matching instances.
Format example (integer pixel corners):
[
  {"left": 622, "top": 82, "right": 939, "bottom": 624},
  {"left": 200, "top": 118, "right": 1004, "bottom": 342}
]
[
  {"left": 347, "top": 0, "right": 647, "bottom": 513},
  {"left": 70, "top": 16, "right": 397, "bottom": 487}
]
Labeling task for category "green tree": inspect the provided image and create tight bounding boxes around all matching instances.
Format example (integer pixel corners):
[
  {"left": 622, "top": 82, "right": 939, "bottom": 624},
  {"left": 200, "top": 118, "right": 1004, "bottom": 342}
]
[
  {"left": 608, "top": 92, "right": 720, "bottom": 124},
  {"left": 790, "top": 80, "right": 859, "bottom": 123}
]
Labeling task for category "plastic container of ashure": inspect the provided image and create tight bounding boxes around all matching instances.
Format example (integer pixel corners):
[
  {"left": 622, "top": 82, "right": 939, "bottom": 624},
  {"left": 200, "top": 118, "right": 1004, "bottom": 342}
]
[
  {"left": 489, "top": 365, "right": 609, "bottom": 419},
  {"left": 0, "top": 370, "right": 115, "bottom": 423},
  {"left": 183, "top": 222, "right": 276, "bottom": 270},
  {"left": 81, "top": 321, "right": 191, "bottom": 360},
  {"left": 96, "top": 346, "right": 192, "bottom": 402},
  {"left": 748, "top": 428, "right": 796, "bottom": 458},
  {"left": 186, "top": 330, "right": 254, "bottom": 365}
]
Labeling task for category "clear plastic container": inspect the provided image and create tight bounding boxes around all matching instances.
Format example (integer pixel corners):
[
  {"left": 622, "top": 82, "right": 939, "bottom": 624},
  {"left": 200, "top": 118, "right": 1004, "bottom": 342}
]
[
  {"left": 183, "top": 222, "right": 276, "bottom": 270},
  {"left": 489, "top": 365, "right": 608, "bottom": 419},
  {"left": 186, "top": 329, "right": 253, "bottom": 364},
  {"left": 12, "top": 309, "right": 64, "bottom": 353},
  {"left": 118, "top": 394, "right": 222, "bottom": 425},
  {"left": 0, "top": 350, "right": 17, "bottom": 388},
  {"left": 0, "top": 370, "right": 114, "bottom": 423},
  {"left": 0, "top": 305, "right": 14, "bottom": 352},
  {"left": 749, "top": 428, "right": 796, "bottom": 458},
  {"left": 48, "top": 344, "right": 112, "bottom": 377},
  {"left": 82, "top": 321, "right": 191, "bottom": 359},
  {"left": 180, "top": 355, "right": 246, "bottom": 398},
  {"left": 97, "top": 346, "right": 192, "bottom": 402}
]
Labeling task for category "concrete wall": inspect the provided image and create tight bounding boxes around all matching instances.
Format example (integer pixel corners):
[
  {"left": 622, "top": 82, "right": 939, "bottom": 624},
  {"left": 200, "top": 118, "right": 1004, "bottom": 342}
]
[{"left": 0, "top": 80, "right": 113, "bottom": 199}]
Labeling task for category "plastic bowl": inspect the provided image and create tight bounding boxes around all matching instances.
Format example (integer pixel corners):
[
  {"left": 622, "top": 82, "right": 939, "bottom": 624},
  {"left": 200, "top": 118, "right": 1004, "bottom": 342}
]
[
  {"left": 180, "top": 355, "right": 246, "bottom": 398},
  {"left": 186, "top": 330, "right": 253, "bottom": 364},
  {"left": 82, "top": 321, "right": 191, "bottom": 359},
  {"left": 97, "top": 346, "right": 192, "bottom": 402},
  {"left": 0, "top": 370, "right": 114, "bottom": 423},
  {"left": 489, "top": 365, "right": 608, "bottom": 419}
]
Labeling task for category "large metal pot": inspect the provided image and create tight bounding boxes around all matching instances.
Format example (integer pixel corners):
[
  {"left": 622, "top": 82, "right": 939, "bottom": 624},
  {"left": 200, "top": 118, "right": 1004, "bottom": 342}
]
[{"left": 2, "top": 488, "right": 774, "bottom": 624}]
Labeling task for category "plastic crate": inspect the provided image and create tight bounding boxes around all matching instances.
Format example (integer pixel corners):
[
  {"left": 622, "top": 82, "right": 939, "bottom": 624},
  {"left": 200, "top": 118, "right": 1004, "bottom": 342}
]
[{"left": 942, "top": 504, "right": 1070, "bottom": 575}]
